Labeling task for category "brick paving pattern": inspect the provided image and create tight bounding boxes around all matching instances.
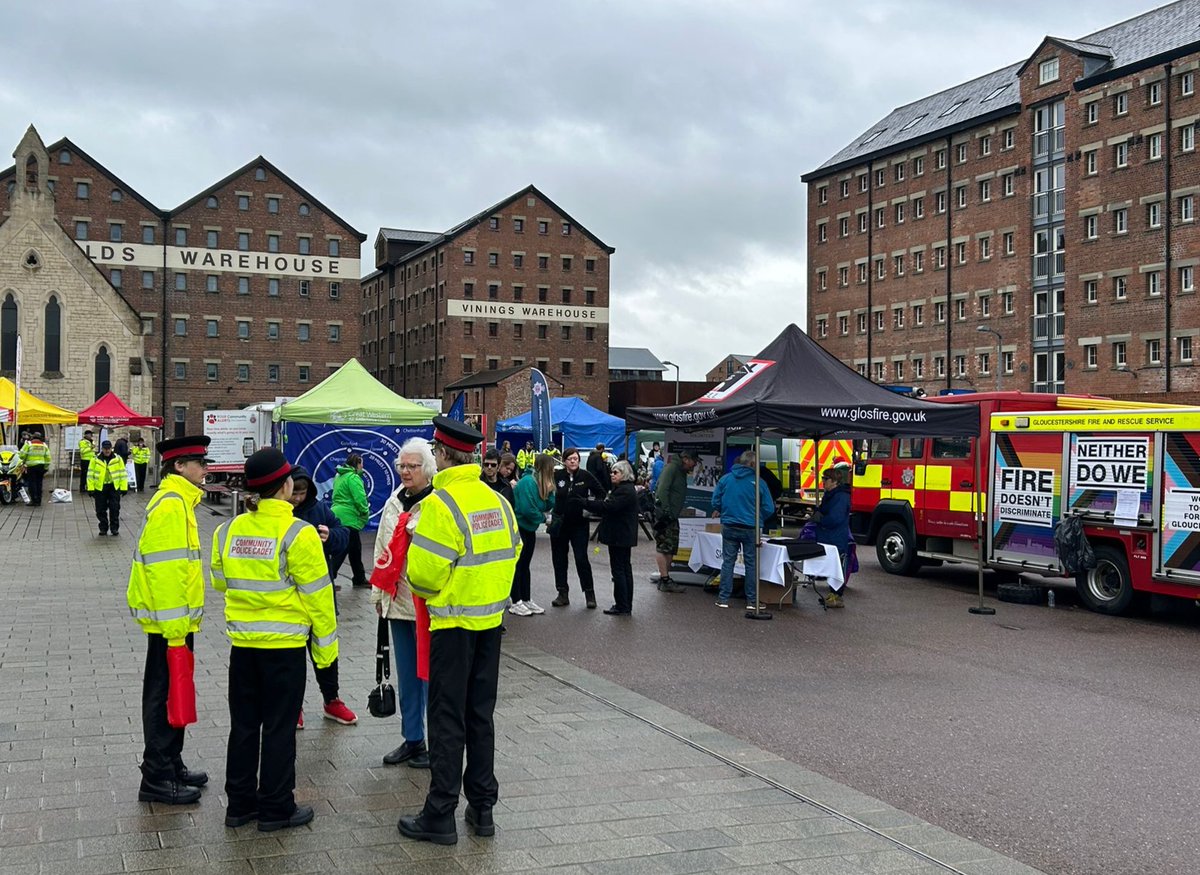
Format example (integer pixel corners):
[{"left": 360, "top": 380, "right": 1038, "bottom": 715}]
[{"left": 0, "top": 491, "right": 1045, "bottom": 874}]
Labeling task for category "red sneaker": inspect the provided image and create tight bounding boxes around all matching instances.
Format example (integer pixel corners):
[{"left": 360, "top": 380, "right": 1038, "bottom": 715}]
[
  {"left": 296, "top": 710, "right": 304, "bottom": 730},
  {"left": 323, "top": 698, "right": 358, "bottom": 725}
]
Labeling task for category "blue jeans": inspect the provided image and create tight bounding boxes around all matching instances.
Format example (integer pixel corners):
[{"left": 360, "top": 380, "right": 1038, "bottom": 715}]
[
  {"left": 388, "top": 619, "right": 428, "bottom": 743},
  {"left": 719, "top": 524, "right": 758, "bottom": 603}
]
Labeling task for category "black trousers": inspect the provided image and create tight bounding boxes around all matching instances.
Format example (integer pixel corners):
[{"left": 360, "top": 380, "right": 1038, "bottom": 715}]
[
  {"left": 550, "top": 522, "right": 594, "bottom": 595},
  {"left": 93, "top": 486, "right": 121, "bottom": 533},
  {"left": 140, "top": 633, "right": 193, "bottom": 782},
  {"left": 26, "top": 466, "right": 45, "bottom": 505},
  {"left": 609, "top": 545, "right": 634, "bottom": 613},
  {"left": 330, "top": 527, "right": 367, "bottom": 585},
  {"left": 134, "top": 462, "right": 148, "bottom": 492},
  {"left": 308, "top": 649, "right": 339, "bottom": 704},
  {"left": 226, "top": 646, "right": 306, "bottom": 821},
  {"left": 78, "top": 464, "right": 88, "bottom": 496},
  {"left": 424, "top": 626, "right": 502, "bottom": 817},
  {"left": 511, "top": 528, "right": 538, "bottom": 602}
]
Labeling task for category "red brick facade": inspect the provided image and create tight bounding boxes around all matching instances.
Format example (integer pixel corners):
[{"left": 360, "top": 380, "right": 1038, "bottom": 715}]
[
  {"left": 1, "top": 137, "right": 365, "bottom": 435},
  {"left": 362, "top": 186, "right": 614, "bottom": 429},
  {"left": 805, "top": 11, "right": 1200, "bottom": 403}
]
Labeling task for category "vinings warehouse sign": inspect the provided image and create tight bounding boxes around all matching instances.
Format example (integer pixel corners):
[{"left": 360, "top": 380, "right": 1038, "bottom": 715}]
[
  {"left": 447, "top": 299, "right": 609, "bottom": 324},
  {"left": 82, "top": 242, "right": 360, "bottom": 280}
]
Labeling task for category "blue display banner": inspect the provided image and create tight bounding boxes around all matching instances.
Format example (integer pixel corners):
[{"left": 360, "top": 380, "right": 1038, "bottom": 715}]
[
  {"left": 282, "top": 422, "right": 433, "bottom": 530},
  {"left": 530, "top": 368, "right": 552, "bottom": 451}
]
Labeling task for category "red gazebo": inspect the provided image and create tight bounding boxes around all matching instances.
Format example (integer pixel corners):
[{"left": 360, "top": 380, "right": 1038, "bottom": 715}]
[{"left": 77, "top": 392, "right": 163, "bottom": 429}]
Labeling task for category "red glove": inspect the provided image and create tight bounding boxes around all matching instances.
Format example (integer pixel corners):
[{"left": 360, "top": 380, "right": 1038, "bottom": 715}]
[{"left": 166, "top": 644, "right": 197, "bottom": 728}]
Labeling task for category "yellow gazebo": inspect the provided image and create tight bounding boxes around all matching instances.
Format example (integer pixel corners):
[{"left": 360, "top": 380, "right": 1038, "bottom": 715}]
[{"left": 0, "top": 378, "right": 78, "bottom": 425}]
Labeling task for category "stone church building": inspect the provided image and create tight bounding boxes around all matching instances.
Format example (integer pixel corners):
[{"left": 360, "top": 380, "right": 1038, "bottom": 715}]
[{"left": 0, "top": 127, "right": 151, "bottom": 427}]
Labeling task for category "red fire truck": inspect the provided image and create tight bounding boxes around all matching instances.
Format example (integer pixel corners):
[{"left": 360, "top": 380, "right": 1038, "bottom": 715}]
[{"left": 851, "top": 393, "right": 1193, "bottom": 614}]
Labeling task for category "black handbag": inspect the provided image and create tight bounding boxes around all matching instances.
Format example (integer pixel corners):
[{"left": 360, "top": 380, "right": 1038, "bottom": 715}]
[{"left": 367, "top": 616, "right": 396, "bottom": 718}]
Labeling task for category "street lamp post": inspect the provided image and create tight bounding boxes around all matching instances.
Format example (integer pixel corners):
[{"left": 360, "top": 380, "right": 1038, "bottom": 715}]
[
  {"left": 976, "top": 325, "right": 1003, "bottom": 391},
  {"left": 661, "top": 360, "right": 681, "bottom": 404}
]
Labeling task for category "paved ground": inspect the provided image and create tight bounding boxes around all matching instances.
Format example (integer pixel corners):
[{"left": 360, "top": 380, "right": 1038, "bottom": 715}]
[
  {"left": 0, "top": 490, "right": 1047, "bottom": 874},
  {"left": 513, "top": 526, "right": 1200, "bottom": 875}
]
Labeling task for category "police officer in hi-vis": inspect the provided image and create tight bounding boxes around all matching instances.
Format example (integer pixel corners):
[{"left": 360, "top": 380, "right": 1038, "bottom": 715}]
[
  {"left": 78, "top": 428, "right": 95, "bottom": 495},
  {"left": 127, "top": 435, "right": 211, "bottom": 805},
  {"left": 211, "top": 448, "right": 337, "bottom": 832},
  {"left": 397, "top": 416, "right": 521, "bottom": 846}
]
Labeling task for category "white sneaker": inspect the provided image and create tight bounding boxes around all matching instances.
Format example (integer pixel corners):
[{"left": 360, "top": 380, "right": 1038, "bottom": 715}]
[
  {"left": 523, "top": 599, "right": 545, "bottom": 615},
  {"left": 508, "top": 601, "right": 532, "bottom": 616}
]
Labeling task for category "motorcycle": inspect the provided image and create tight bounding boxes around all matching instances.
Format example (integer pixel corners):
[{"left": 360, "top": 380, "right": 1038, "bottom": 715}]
[{"left": 0, "top": 446, "right": 20, "bottom": 505}]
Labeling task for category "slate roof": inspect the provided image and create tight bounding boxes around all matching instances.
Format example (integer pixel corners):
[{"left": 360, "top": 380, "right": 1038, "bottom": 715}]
[
  {"left": 608, "top": 347, "right": 667, "bottom": 371},
  {"left": 804, "top": 0, "right": 1200, "bottom": 180},
  {"left": 378, "top": 228, "right": 439, "bottom": 244}
]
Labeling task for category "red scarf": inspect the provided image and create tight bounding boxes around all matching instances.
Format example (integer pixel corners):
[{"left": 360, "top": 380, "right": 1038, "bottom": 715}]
[{"left": 369, "top": 511, "right": 412, "bottom": 599}]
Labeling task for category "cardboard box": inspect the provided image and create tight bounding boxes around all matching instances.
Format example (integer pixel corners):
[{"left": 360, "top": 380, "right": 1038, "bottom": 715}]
[{"left": 704, "top": 523, "right": 723, "bottom": 534}]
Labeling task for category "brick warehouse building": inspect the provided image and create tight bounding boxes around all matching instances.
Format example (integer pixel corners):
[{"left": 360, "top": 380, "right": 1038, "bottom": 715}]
[
  {"left": 361, "top": 185, "right": 614, "bottom": 433},
  {"left": 801, "top": 0, "right": 1200, "bottom": 403},
  {"left": 0, "top": 126, "right": 364, "bottom": 436}
]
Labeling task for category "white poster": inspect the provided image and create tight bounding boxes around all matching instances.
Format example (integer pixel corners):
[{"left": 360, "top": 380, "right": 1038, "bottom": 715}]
[
  {"left": 996, "top": 466, "right": 1055, "bottom": 527},
  {"left": 1163, "top": 489, "right": 1200, "bottom": 532},
  {"left": 1072, "top": 437, "right": 1148, "bottom": 490}
]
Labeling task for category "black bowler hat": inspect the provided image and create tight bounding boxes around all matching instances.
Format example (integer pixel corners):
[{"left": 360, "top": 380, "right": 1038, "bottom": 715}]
[
  {"left": 244, "top": 447, "right": 293, "bottom": 495},
  {"left": 157, "top": 435, "right": 212, "bottom": 463},
  {"left": 432, "top": 415, "right": 483, "bottom": 452}
]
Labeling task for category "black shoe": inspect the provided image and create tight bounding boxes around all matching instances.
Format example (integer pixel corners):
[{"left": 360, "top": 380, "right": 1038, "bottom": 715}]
[
  {"left": 111, "top": 530, "right": 119, "bottom": 536},
  {"left": 137, "top": 777, "right": 201, "bottom": 805},
  {"left": 383, "top": 740, "right": 427, "bottom": 766},
  {"left": 258, "top": 805, "right": 314, "bottom": 832},
  {"left": 464, "top": 804, "right": 495, "bottom": 837},
  {"left": 603, "top": 606, "right": 630, "bottom": 615},
  {"left": 397, "top": 812, "right": 458, "bottom": 845},
  {"left": 224, "top": 809, "right": 257, "bottom": 828},
  {"left": 585, "top": 593, "right": 597, "bottom": 609},
  {"left": 98, "top": 530, "right": 108, "bottom": 537},
  {"left": 176, "top": 767, "right": 208, "bottom": 787},
  {"left": 551, "top": 593, "right": 570, "bottom": 607}
]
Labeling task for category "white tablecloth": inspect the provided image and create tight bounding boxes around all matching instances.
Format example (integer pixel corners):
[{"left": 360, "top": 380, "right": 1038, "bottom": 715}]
[{"left": 687, "top": 531, "right": 844, "bottom": 589}]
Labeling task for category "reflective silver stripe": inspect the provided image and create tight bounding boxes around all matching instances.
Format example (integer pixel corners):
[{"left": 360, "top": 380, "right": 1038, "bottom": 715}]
[
  {"left": 130, "top": 605, "right": 191, "bottom": 622},
  {"left": 135, "top": 546, "right": 199, "bottom": 565},
  {"left": 312, "top": 630, "right": 338, "bottom": 648},
  {"left": 227, "top": 620, "right": 310, "bottom": 636},
  {"left": 279, "top": 520, "right": 308, "bottom": 580},
  {"left": 216, "top": 522, "right": 232, "bottom": 562},
  {"left": 408, "top": 581, "right": 439, "bottom": 598},
  {"left": 210, "top": 568, "right": 226, "bottom": 585},
  {"left": 296, "top": 576, "right": 331, "bottom": 596},
  {"left": 189, "top": 607, "right": 204, "bottom": 620},
  {"left": 225, "top": 577, "right": 293, "bottom": 592},
  {"left": 435, "top": 489, "right": 471, "bottom": 546},
  {"left": 497, "top": 498, "right": 520, "bottom": 549},
  {"left": 458, "top": 546, "right": 518, "bottom": 566},
  {"left": 411, "top": 532, "right": 459, "bottom": 562},
  {"left": 426, "top": 599, "right": 509, "bottom": 618}
]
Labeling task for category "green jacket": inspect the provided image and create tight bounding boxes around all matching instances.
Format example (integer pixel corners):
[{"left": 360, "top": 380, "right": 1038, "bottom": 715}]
[
  {"left": 654, "top": 459, "right": 688, "bottom": 518},
  {"left": 331, "top": 465, "right": 369, "bottom": 530}
]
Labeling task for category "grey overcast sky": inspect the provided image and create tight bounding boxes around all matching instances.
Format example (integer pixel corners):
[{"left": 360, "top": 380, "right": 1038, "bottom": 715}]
[{"left": 2, "top": 0, "right": 1143, "bottom": 379}]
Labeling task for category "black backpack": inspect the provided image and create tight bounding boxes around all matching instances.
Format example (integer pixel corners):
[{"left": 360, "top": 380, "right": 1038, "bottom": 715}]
[{"left": 1054, "top": 514, "right": 1096, "bottom": 574}]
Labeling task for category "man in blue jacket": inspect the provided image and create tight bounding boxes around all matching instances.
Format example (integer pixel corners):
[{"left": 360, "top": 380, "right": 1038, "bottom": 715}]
[
  {"left": 710, "top": 450, "right": 775, "bottom": 611},
  {"left": 288, "top": 466, "right": 358, "bottom": 725}
]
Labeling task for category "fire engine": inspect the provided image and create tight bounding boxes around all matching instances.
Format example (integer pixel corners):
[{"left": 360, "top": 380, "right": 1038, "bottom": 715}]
[
  {"left": 988, "top": 407, "right": 1200, "bottom": 614},
  {"left": 849, "top": 392, "right": 1187, "bottom": 613}
]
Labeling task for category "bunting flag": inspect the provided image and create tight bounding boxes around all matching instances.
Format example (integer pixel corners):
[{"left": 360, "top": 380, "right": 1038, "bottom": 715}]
[
  {"left": 447, "top": 392, "right": 465, "bottom": 421},
  {"left": 530, "top": 368, "right": 552, "bottom": 451}
]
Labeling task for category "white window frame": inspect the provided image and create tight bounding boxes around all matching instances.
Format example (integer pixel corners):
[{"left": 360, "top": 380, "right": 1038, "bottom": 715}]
[
  {"left": 1181, "top": 265, "right": 1195, "bottom": 294},
  {"left": 1087, "top": 102, "right": 1099, "bottom": 124},
  {"left": 1149, "top": 82, "right": 1162, "bottom": 106},
  {"left": 1182, "top": 195, "right": 1195, "bottom": 223},
  {"left": 1148, "top": 202, "right": 1162, "bottom": 229},
  {"left": 1039, "top": 58, "right": 1060, "bottom": 84},
  {"left": 1148, "top": 339, "right": 1162, "bottom": 365},
  {"left": 1085, "top": 215, "right": 1098, "bottom": 239},
  {"left": 1149, "top": 133, "right": 1162, "bottom": 161},
  {"left": 1086, "top": 345, "right": 1098, "bottom": 368},
  {"left": 1115, "top": 276, "right": 1128, "bottom": 299},
  {"left": 1183, "top": 71, "right": 1196, "bottom": 96},
  {"left": 1181, "top": 335, "right": 1194, "bottom": 363},
  {"left": 1182, "top": 124, "right": 1196, "bottom": 153},
  {"left": 1085, "top": 150, "right": 1097, "bottom": 175},
  {"left": 1114, "top": 342, "right": 1127, "bottom": 368},
  {"left": 1085, "top": 279, "right": 1098, "bottom": 303},
  {"left": 1148, "top": 271, "right": 1161, "bottom": 296},
  {"left": 1114, "top": 208, "right": 1128, "bottom": 234},
  {"left": 1115, "top": 142, "right": 1128, "bottom": 167},
  {"left": 1115, "top": 93, "right": 1128, "bottom": 116}
]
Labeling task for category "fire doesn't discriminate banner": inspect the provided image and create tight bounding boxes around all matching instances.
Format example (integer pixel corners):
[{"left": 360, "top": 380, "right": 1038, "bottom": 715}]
[{"left": 530, "top": 369, "right": 552, "bottom": 451}]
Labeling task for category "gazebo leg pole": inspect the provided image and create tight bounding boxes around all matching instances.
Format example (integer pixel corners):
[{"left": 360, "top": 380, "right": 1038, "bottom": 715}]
[{"left": 746, "top": 429, "right": 772, "bottom": 621}]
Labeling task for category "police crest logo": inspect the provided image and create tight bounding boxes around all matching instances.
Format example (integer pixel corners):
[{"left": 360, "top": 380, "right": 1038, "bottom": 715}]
[
  {"left": 229, "top": 536, "right": 278, "bottom": 559},
  {"left": 469, "top": 509, "right": 504, "bottom": 534}
]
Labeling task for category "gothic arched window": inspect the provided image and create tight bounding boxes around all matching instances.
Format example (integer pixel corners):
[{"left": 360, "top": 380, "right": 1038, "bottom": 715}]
[
  {"left": 94, "top": 345, "right": 111, "bottom": 400},
  {"left": 1, "top": 294, "right": 17, "bottom": 372},
  {"left": 44, "top": 296, "right": 61, "bottom": 373}
]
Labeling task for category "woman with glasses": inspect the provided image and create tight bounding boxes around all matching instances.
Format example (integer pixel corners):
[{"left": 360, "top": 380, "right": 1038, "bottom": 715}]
[
  {"left": 549, "top": 447, "right": 605, "bottom": 609},
  {"left": 582, "top": 460, "right": 640, "bottom": 615},
  {"left": 479, "top": 448, "right": 514, "bottom": 506},
  {"left": 811, "top": 467, "right": 853, "bottom": 608},
  {"left": 372, "top": 438, "right": 437, "bottom": 769}
]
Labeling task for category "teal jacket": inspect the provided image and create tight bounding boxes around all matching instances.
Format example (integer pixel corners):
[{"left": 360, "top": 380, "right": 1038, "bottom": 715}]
[
  {"left": 331, "top": 465, "right": 369, "bottom": 530},
  {"left": 513, "top": 474, "right": 555, "bottom": 532}
]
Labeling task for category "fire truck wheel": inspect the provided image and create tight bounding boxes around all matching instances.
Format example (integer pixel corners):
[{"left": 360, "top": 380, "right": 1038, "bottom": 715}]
[
  {"left": 1076, "top": 545, "right": 1134, "bottom": 615},
  {"left": 876, "top": 520, "right": 919, "bottom": 575}
]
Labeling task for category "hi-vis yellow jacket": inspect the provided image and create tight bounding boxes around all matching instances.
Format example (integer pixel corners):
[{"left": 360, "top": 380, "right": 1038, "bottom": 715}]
[
  {"left": 210, "top": 499, "right": 338, "bottom": 668},
  {"left": 79, "top": 438, "right": 95, "bottom": 464},
  {"left": 407, "top": 464, "right": 521, "bottom": 632},
  {"left": 126, "top": 474, "right": 205, "bottom": 645},
  {"left": 131, "top": 445, "right": 151, "bottom": 465},
  {"left": 19, "top": 440, "right": 51, "bottom": 468},
  {"left": 87, "top": 455, "right": 129, "bottom": 492}
]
